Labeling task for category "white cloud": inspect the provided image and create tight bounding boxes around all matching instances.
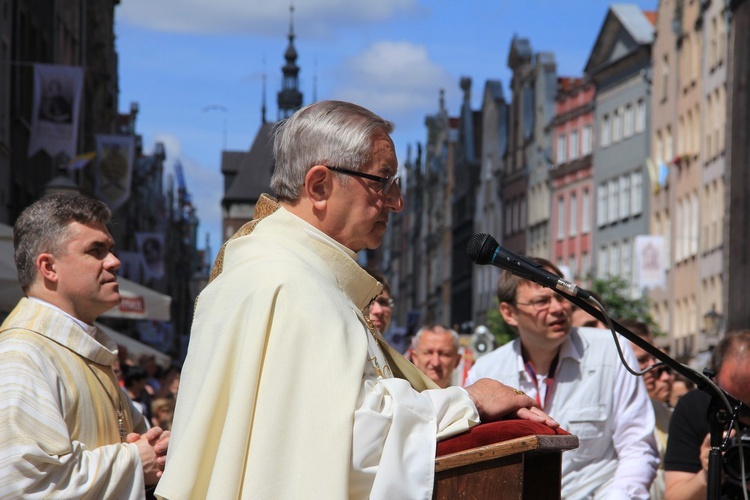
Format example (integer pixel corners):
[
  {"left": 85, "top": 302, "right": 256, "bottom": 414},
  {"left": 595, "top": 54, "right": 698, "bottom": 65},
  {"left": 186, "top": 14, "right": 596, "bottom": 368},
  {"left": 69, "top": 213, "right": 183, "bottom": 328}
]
[
  {"left": 331, "top": 40, "right": 455, "bottom": 127},
  {"left": 117, "top": 0, "right": 419, "bottom": 36}
]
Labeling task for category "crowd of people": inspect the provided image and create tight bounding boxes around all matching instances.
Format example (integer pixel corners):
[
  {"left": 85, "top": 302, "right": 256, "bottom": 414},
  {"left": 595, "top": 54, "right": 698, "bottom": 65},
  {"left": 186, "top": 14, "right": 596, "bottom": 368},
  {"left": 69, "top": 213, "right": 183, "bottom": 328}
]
[
  {"left": 0, "top": 99, "right": 747, "bottom": 499},
  {"left": 117, "top": 355, "right": 180, "bottom": 432},
  {"left": 367, "top": 257, "right": 750, "bottom": 500}
]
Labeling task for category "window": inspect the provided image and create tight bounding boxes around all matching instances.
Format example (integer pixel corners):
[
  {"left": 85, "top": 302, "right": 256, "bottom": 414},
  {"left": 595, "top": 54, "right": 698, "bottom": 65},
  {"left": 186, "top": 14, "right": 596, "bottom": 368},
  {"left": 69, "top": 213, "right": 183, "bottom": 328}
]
[
  {"left": 612, "top": 108, "right": 622, "bottom": 143},
  {"left": 570, "top": 193, "right": 578, "bottom": 236},
  {"left": 619, "top": 175, "right": 631, "bottom": 219},
  {"left": 661, "top": 55, "right": 669, "bottom": 101},
  {"left": 597, "top": 184, "right": 607, "bottom": 227},
  {"left": 557, "top": 196, "right": 566, "bottom": 240},
  {"left": 601, "top": 115, "right": 611, "bottom": 147},
  {"left": 676, "top": 200, "right": 684, "bottom": 261},
  {"left": 631, "top": 171, "right": 643, "bottom": 216},
  {"left": 624, "top": 104, "right": 634, "bottom": 138},
  {"left": 691, "top": 192, "right": 699, "bottom": 256},
  {"left": 599, "top": 245, "right": 608, "bottom": 278},
  {"left": 570, "top": 129, "right": 579, "bottom": 160},
  {"left": 610, "top": 243, "right": 620, "bottom": 277},
  {"left": 635, "top": 99, "right": 646, "bottom": 133},
  {"left": 569, "top": 256, "right": 577, "bottom": 280},
  {"left": 622, "top": 239, "right": 631, "bottom": 283},
  {"left": 710, "top": 17, "right": 718, "bottom": 68},
  {"left": 608, "top": 180, "right": 618, "bottom": 223},
  {"left": 557, "top": 134, "right": 567, "bottom": 164},
  {"left": 582, "top": 189, "right": 591, "bottom": 233},
  {"left": 582, "top": 125, "right": 593, "bottom": 155},
  {"left": 582, "top": 251, "right": 590, "bottom": 280},
  {"left": 665, "top": 126, "right": 674, "bottom": 160},
  {"left": 504, "top": 202, "right": 513, "bottom": 236}
]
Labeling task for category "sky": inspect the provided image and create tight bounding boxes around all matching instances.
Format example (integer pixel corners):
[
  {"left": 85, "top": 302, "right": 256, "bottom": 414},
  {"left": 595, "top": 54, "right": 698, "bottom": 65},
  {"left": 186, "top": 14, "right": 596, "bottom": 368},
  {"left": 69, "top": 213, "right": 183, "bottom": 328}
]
[{"left": 115, "top": 0, "right": 657, "bottom": 261}]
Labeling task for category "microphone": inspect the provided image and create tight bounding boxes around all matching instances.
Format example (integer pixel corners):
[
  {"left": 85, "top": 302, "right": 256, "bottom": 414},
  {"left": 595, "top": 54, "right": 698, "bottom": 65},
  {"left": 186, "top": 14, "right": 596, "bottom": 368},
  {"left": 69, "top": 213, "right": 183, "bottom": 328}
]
[{"left": 466, "top": 233, "right": 590, "bottom": 299}]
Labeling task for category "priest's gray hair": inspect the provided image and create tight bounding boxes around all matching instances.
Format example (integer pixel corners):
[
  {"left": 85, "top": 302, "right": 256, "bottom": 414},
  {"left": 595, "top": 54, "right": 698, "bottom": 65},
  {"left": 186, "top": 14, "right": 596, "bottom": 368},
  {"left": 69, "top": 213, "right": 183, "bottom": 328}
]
[
  {"left": 14, "top": 194, "right": 111, "bottom": 291},
  {"left": 271, "top": 100, "right": 394, "bottom": 201}
]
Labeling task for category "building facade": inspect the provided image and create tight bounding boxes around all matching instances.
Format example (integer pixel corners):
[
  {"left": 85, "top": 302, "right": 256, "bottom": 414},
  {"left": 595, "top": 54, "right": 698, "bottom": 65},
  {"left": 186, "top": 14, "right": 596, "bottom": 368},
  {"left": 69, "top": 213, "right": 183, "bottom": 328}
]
[
  {"left": 549, "top": 77, "right": 596, "bottom": 285},
  {"left": 586, "top": 5, "right": 655, "bottom": 298}
]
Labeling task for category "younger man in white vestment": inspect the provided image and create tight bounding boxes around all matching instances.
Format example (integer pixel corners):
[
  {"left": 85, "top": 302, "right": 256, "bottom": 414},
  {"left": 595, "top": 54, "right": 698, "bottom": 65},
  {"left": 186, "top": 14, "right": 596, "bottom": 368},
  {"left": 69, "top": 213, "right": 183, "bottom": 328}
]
[
  {"left": 466, "top": 257, "right": 658, "bottom": 499},
  {"left": 0, "top": 194, "right": 170, "bottom": 498},
  {"left": 156, "top": 100, "right": 558, "bottom": 500}
]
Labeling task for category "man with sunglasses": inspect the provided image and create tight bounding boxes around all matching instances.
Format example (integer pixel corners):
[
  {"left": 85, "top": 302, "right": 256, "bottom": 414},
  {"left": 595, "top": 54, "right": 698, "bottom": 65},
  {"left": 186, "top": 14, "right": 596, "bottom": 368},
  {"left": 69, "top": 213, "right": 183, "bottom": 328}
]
[
  {"left": 622, "top": 318, "right": 674, "bottom": 500},
  {"left": 157, "top": 101, "right": 558, "bottom": 500},
  {"left": 466, "top": 257, "right": 658, "bottom": 499}
]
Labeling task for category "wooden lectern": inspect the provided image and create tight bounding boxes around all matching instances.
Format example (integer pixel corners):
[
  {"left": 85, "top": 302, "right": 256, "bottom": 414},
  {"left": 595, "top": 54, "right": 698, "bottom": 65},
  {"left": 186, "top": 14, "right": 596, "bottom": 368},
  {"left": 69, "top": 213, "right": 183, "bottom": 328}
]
[{"left": 434, "top": 421, "right": 579, "bottom": 499}]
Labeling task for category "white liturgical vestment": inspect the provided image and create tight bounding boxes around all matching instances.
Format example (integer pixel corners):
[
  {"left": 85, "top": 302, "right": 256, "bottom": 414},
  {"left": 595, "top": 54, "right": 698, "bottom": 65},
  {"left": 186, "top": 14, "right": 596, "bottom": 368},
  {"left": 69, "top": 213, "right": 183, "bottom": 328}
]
[{"left": 156, "top": 195, "right": 478, "bottom": 500}]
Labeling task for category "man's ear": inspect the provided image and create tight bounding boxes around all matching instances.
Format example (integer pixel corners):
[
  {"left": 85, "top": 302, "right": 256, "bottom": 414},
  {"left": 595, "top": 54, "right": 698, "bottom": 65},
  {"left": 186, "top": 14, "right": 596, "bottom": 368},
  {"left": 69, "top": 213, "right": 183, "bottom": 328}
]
[
  {"left": 499, "top": 301, "right": 518, "bottom": 327},
  {"left": 303, "top": 165, "right": 333, "bottom": 210},
  {"left": 36, "top": 253, "right": 59, "bottom": 283}
]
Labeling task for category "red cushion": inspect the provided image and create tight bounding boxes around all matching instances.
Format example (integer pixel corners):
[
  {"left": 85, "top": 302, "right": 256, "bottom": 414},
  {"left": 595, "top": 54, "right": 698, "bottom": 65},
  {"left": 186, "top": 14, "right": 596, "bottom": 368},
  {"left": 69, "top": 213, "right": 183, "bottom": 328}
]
[{"left": 436, "top": 420, "right": 570, "bottom": 457}]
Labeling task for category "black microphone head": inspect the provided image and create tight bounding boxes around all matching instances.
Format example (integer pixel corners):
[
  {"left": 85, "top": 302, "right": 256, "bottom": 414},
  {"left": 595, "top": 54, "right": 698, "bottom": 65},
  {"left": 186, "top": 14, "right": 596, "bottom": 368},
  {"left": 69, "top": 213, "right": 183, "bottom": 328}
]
[{"left": 466, "top": 233, "right": 499, "bottom": 265}]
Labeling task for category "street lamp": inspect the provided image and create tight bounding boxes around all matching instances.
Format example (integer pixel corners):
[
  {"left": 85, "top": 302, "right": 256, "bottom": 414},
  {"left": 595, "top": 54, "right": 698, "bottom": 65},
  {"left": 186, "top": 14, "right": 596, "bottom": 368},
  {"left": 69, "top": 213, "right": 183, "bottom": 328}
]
[
  {"left": 44, "top": 154, "right": 80, "bottom": 195},
  {"left": 703, "top": 304, "right": 723, "bottom": 339}
]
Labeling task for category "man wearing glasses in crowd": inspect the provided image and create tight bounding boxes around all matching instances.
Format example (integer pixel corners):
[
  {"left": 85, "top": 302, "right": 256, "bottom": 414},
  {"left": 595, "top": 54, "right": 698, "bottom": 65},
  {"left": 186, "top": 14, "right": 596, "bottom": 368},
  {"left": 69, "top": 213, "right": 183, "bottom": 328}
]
[
  {"left": 466, "top": 257, "right": 658, "bottom": 499},
  {"left": 364, "top": 267, "right": 394, "bottom": 336},
  {"left": 157, "top": 101, "right": 558, "bottom": 500}
]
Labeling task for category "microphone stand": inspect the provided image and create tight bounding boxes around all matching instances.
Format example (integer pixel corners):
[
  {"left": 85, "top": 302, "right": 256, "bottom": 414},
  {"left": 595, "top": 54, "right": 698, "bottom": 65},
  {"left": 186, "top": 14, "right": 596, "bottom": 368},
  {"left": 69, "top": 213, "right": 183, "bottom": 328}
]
[{"left": 558, "top": 289, "right": 747, "bottom": 500}]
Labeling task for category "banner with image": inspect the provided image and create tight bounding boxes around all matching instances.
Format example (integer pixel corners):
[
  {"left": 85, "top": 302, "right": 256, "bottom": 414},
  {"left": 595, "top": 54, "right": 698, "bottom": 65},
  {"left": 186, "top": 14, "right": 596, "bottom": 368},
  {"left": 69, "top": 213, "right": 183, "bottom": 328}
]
[
  {"left": 28, "top": 63, "right": 84, "bottom": 159},
  {"left": 136, "top": 232, "right": 166, "bottom": 281},
  {"left": 634, "top": 235, "right": 665, "bottom": 290},
  {"left": 95, "top": 134, "right": 134, "bottom": 211}
]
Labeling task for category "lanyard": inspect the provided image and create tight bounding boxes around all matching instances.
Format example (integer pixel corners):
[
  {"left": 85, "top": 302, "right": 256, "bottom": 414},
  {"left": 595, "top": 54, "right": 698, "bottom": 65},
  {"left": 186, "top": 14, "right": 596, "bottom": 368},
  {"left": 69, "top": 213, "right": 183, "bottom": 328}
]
[{"left": 522, "top": 350, "right": 560, "bottom": 411}]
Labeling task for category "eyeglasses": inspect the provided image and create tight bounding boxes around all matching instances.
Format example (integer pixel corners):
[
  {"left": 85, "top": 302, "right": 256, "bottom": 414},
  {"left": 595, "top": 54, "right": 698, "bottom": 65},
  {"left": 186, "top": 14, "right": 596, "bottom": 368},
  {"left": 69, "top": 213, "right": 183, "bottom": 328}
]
[
  {"left": 653, "top": 365, "right": 673, "bottom": 377},
  {"left": 326, "top": 166, "right": 400, "bottom": 195},
  {"left": 372, "top": 296, "right": 394, "bottom": 308},
  {"left": 515, "top": 294, "right": 567, "bottom": 311}
]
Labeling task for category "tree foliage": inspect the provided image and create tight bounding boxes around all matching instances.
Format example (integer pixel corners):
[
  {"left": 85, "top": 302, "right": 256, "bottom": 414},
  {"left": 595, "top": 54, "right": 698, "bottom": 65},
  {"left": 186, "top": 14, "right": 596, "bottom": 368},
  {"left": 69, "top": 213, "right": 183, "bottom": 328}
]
[
  {"left": 589, "top": 275, "right": 660, "bottom": 336},
  {"left": 486, "top": 299, "right": 519, "bottom": 348}
]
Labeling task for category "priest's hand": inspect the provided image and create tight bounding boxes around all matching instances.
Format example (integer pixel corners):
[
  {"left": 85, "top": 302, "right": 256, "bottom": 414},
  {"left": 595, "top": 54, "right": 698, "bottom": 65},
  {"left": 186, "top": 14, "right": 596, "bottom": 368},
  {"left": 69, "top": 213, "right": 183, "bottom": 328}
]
[
  {"left": 127, "top": 426, "right": 169, "bottom": 484},
  {"left": 464, "top": 378, "right": 559, "bottom": 428}
]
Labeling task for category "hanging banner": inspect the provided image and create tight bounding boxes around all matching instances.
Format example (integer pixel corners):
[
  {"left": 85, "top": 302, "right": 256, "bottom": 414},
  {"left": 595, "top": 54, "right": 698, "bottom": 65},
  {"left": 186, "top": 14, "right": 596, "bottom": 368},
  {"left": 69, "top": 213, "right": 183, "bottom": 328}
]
[
  {"left": 634, "top": 235, "right": 665, "bottom": 289},
  {"left": 95, "top": 134, "right": 134, "bottom": 210},
  {"left": 116, "top": 251, "right": 141, "bottom": 281},
  {"left": 28, "top": 63, "right": 84, "bottom": 159},
  {"left": 136, "top": 232, "right": 166, "bottom": 281}
]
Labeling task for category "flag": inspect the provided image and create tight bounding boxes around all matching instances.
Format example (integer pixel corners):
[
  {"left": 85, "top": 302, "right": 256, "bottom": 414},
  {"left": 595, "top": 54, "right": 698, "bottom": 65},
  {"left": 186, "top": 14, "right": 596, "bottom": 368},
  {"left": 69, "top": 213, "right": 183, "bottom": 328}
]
[
  {"left": 635, "top": 235, "right": 665, "bottom": 289},
  {"left": 95, "top": 135, "right": 134, "bottom": 210},
  {"left": 646, "top": 158, "right": 660, "bottom": 194},
  {"left": 28, "top": 63, "right": 84, "bottom": 159},
  {"left": 67, "top": 151, "right": 96, "bottom": 171}
]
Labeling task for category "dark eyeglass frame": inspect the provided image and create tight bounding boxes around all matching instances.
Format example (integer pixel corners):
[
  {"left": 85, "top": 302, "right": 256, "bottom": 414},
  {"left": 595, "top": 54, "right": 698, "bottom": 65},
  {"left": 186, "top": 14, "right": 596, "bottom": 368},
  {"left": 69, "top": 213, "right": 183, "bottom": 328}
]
[{"left": 326, "top": 166, "right": 400, "bottom": 195}]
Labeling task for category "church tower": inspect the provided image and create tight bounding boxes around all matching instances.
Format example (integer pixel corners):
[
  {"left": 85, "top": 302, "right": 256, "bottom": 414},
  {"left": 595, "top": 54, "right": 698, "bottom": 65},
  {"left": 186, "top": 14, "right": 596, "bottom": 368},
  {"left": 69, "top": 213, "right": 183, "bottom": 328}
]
[
  {"left": 220, "top": 5, "right": 307, "bottom": 241},
  {"left": 277, "top": 6, "right": 303, "bottom": 119}
]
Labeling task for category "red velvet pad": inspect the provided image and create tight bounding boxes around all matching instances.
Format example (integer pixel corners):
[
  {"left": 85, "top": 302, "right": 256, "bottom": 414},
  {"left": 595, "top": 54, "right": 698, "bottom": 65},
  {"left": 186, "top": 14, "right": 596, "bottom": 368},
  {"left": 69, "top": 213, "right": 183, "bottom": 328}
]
[{"left": 436, "top": 420, "right": 570, "bottom": 457}]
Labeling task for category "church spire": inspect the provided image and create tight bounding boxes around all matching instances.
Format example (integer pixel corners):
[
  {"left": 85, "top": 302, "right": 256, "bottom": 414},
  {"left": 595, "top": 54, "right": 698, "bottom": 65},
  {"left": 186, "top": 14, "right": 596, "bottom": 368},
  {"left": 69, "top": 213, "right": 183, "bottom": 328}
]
[{"left": 277, "top": 5, "right": 303, "bottom": 119}]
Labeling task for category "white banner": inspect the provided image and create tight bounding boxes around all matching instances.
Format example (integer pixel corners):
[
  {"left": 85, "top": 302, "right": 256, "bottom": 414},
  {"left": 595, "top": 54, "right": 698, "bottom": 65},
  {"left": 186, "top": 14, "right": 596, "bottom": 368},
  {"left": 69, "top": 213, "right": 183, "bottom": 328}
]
[
  {"left": 95, "top": 134, "right": 134, "bottom": 211},
  {"left": 635, "top": 235, "right": 665, "bottom": 289},
  {"left": 28, "top": 63, "right": 84, "bottom": 159},
  {"left": 136, "top": 232, "right": 165, "bottom": 281}
]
